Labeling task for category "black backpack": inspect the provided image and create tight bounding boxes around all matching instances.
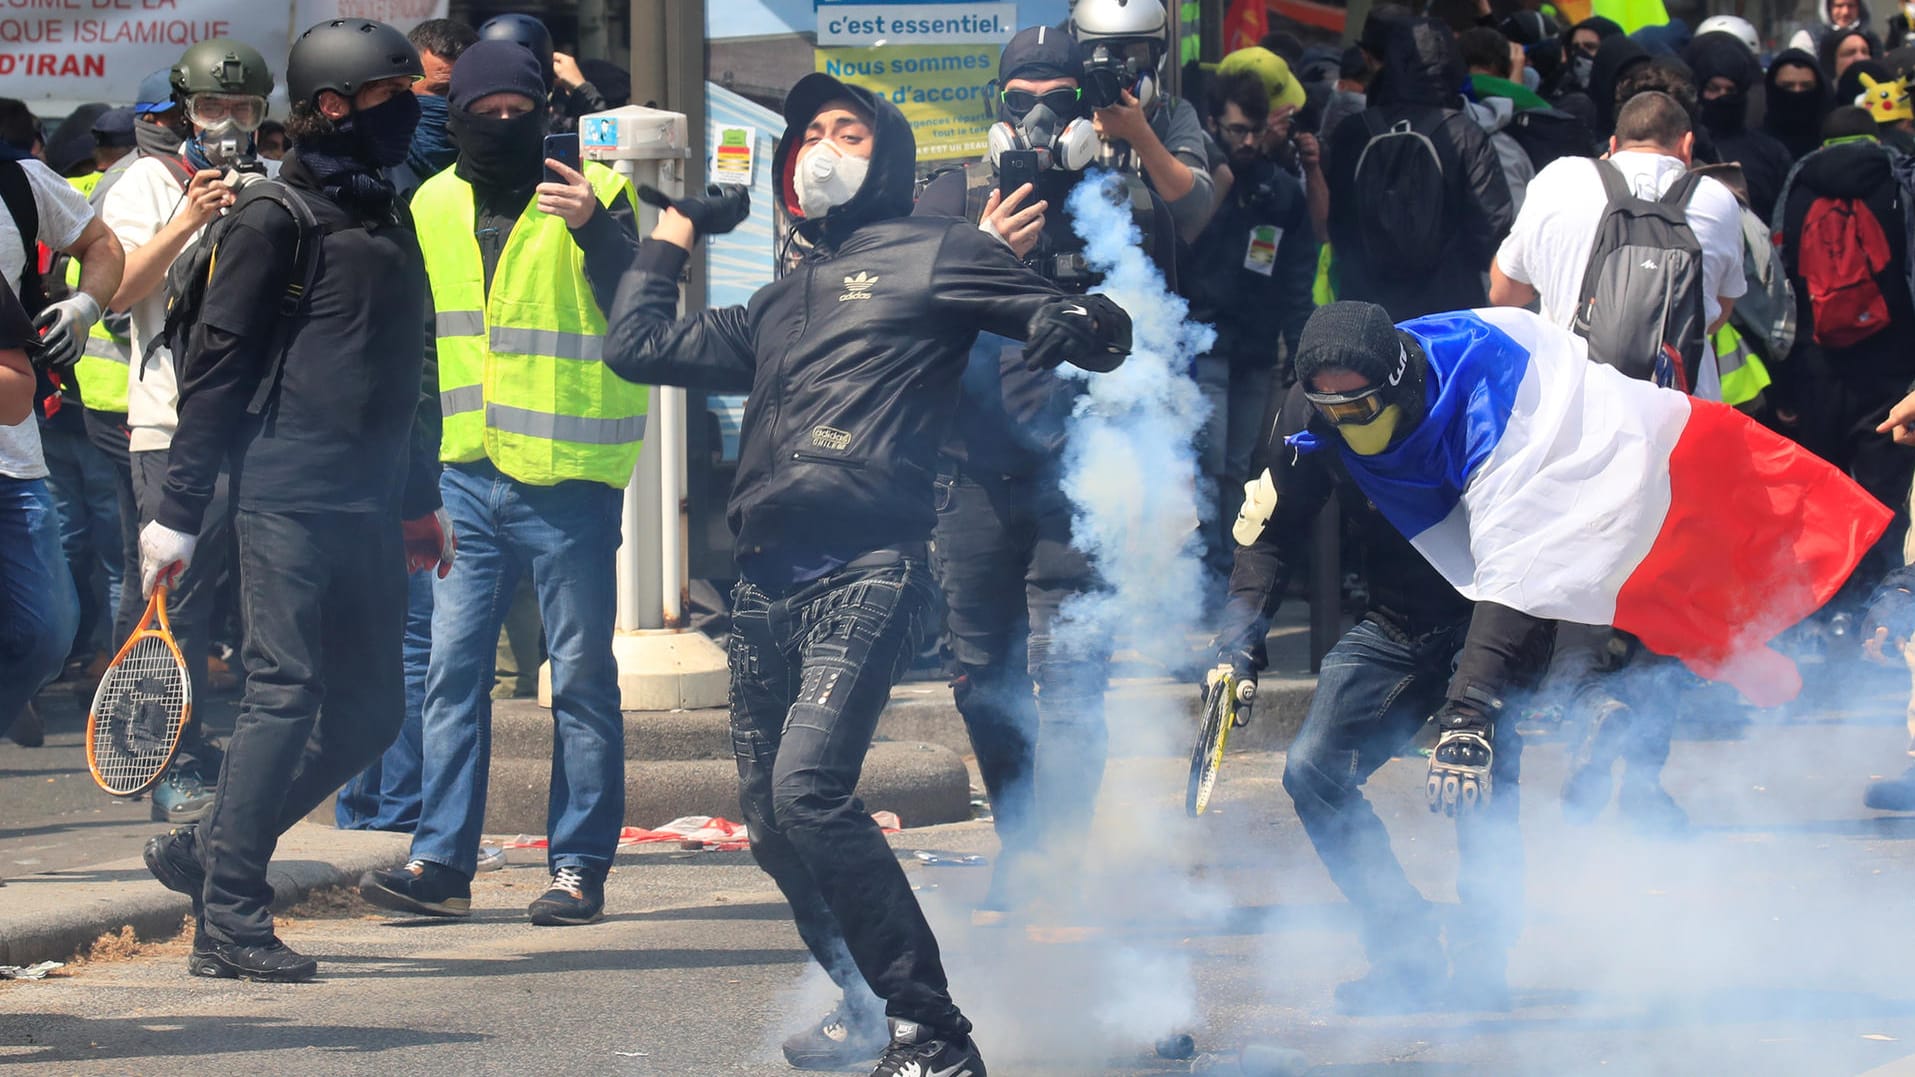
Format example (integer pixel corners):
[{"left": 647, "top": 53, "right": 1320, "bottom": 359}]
[
  {"left": 1505, "top": 107, "right": 1597, "bottom": 171},
  {"left": 151, "top": 179, "right": 325, "bottom": 416},
  {"left": 1571, "top": 159, "right": 1708, "bottom": 392},
  {"left": 1352, "top": 109, "right": 1450, "bottom": 278},
  {"left": 0, "top": 156, "right": 44, "bottom": 315}
]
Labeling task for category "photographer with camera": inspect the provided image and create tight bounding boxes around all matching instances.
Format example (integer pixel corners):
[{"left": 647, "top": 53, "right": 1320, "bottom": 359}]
[
  {"left": 912, "top": 24, "right": 1176, "bottom": 929},
  {"left": 1071, "top": 0, "right": 1216, "bottom": 241}
]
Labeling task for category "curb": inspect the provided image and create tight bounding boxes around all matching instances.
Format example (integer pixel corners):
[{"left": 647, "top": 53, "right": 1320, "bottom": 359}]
[{"left": 0, "top": 824, "right": 410, "bottom": 969}]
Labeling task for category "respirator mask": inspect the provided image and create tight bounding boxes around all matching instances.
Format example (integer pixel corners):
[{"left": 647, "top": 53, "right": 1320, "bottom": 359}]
[
  {"left": 1080, "top": 39, "right": 1162, "bottom": 110},
  {"left": 187, "top": 92, "right": 267, "bottom": 171},
  {"left": 987, "top": 85, "right": 1099, "bottom": 172},
  {"left": 794, "top": 139, "right": 869, "bottom": 218}
]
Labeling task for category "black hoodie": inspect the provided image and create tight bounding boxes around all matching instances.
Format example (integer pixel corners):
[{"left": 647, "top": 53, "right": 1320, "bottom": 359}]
[
  {"left": 1587, "top": 32, "right": 1652, "bottom": 134},
  {"left": 1326, "top": 17, "right": 1513, "bottom": 318},
  {"left": 1686, "top": 31, "right": 1797, "bottom": 219},
  {"left": 604, "top": 73, "right": 1130, "bottom": 583},
  {"left": 1763, "top": 49, "right": 1833, "bottom": 161}
]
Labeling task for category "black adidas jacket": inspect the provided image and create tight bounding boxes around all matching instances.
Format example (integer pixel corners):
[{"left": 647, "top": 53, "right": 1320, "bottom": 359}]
[{"left": 605, "top": 74, "right": 1129, "bottom": 583}]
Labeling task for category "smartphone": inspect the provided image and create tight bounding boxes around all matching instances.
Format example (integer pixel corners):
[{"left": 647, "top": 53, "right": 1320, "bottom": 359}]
[
  {"left": 997, "top": 149, "right": 1040, "bottom": 199},
  {"left": 543, "top": 133, "right": 581, "bottom": 184}
]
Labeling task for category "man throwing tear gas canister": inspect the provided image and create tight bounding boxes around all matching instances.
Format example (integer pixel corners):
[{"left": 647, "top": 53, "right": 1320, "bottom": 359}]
[{"left": 603, "top": 71, "right": 1131, "bottom": 1077}]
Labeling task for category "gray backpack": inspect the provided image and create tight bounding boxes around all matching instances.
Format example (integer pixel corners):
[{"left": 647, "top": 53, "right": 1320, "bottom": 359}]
[{"left": 1571, "top": 159, "right": 1707, "bottom": 392}]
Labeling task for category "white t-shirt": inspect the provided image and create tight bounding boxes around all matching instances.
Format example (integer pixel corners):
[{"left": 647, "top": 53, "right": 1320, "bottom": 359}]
[
  {"left": 1495, "top": 152, "right": 1748, "bottom": 400},
  {"left": 0, "top": 158, "right": 95, "bottom": 480},
  {"left": 101, "top": 154, "right": 201, "bottom": 453}
]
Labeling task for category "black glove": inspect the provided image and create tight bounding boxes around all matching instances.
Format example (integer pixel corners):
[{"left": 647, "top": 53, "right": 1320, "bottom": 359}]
[
  {"left": 1023, "top": 293, "right": 1131, "bottom": 372},
  {"left": 1426, "top": 694, "right": 1498, "bottom": 817},
  {"left": 1204, "top": 649, "right": 1259, "bottom": 726},
  {"left": 637, "top": 183, "right": 751, "bottom": 237}
]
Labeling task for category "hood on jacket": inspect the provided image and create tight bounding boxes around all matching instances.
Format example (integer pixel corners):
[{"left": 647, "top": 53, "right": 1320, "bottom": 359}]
[
  {"left": 772, "top": 72, "right": 917, "bottom": 245},
  {"left": 1632, "top": 19, "right": 1693, "bottom": 58},
  {"left": 1368, "top": 17, "right": 1467, "bottom": 109},
  {"left": 1817, "top": 0, "right": 1872, "bottom": 29},
  {"left": 1568, "top": 16, "right": 1625, "bottom": 46},
  {"left": 1796, "top": 129, "right": 1896, "bottom": 198},
  {"left": 1589, "top": 32, "right": 1652, "bottom": 130},
  {"left": 1763, "top": 48, "right": 1834, "bottom": 157},
  {"left": 1686, "top": 30, "right": 1763, "bottom": 92},
  {"left": 1834, "top": 57, "right": 1895, "bottom": 110},
  {"left": 1821, "top": 26, "right": 1885, "bottom": 78}
]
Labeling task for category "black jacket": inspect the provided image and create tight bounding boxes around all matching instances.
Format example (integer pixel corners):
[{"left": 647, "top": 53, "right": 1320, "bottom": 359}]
[
  {"left": 1183, "top": 154, "right": 1318, "bottom": 380},
  {"left": 1327, "top": 18, "right": 1514, "bottom": 319},
  {"left": 1214, "top": 381, "right": 1473, "bottom": 666},
  {"left": 159, "top": 154, "right": 437, "bottom": 532},
  {"left": 604, "top": 74, "right": 1128, "bottom": 583},
  {"left": 1686, "top": 31, "right": 1796, "bottom": 219},
  {"left": 912, "top": 163, "right": 1173, "bottom": 476}
]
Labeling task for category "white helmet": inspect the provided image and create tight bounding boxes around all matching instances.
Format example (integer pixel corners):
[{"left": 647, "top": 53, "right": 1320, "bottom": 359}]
[
  {"left": 1696, "top": 15, "right": 1761, "bottom": 55},
  {"left": 1069, "top": 0, "right": 1169, "bottom": 40}
]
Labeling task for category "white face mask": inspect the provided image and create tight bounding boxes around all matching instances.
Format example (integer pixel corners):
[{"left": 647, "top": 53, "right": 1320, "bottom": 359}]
[{"left": 795, "top": 139, "right": 870, "bottom": 219}]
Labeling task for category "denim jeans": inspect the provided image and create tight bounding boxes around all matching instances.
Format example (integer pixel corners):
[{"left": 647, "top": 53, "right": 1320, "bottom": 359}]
[
  {"left": 1550, "top": 623, "right": 1675, "bottom": 778},
  {"left": 199, "top": 509, "right": 406, "bottom": 945},
  {"left": 0, "top": 477, "right": 78, "bottom": 736},
  {"left": 411, "top": 463, "right": 623, "bottom": 878},
  {"left": 931, "top": 469, "right": 1109, "bottom": 872},
  {"left": 729, "top": 555, "right": 969, "bottom": 1036},
  {"left": 1196, "top": 356, "right": 1276, "bottom": 573},
  {"left": 335, "top": 569, "right": 434, "bottom": 831},
  {"left": 1280, "top": 616, "right": 1525, "bottom": 964},
  {"left": 40, "top": 419, "right": 121, "bottom": 656}
]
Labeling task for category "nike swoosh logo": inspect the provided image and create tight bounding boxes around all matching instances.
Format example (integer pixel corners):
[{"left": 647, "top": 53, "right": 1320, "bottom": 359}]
[{"left": 1063, "top": 304, "right": 1087, "bottom": 317}]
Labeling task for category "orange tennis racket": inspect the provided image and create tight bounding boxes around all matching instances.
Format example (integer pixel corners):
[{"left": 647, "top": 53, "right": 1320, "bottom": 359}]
[{"left": 87, "top": 583, "right": 193, "bottom": 796}]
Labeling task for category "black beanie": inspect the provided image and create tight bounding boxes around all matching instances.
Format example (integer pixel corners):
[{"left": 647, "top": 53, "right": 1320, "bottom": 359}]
[
  {"left": 1295, "top": 301, "right": 1403, "bottom": 388},
  {"left": 449, "top": 39, "right": 547, "bottom": 114}
]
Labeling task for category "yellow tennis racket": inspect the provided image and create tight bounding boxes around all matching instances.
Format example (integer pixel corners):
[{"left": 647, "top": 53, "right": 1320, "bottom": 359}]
[{"left": 87, "top": 583, "right": 193, "bottom": 796}]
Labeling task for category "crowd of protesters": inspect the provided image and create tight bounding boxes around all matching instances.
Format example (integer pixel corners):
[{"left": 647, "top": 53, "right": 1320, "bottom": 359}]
[{"left": 5, "top": 2, "right": 1915, "bottom": 1074}]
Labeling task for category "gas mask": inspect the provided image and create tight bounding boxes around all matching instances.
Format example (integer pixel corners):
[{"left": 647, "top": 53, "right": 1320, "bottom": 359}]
[
  {"left": 1080, "top": 39, "right": 1161, "bottom": 111},
  {"left": 794, "top": 139, "right": 869, "bottom": 218},
  {"left": 988, "top": 87, "right": 1098, "bottom": 172},
  {"left": 187, "top": 93, "right": 267, "bottom": 171}
]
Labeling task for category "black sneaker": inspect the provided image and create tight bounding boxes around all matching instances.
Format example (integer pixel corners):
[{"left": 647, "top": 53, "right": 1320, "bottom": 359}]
[
  {"left": 869, "top": 1020, "right": 985, "bottom": 1077},
  {"left": 188, "top": 937, "right": 317, "bottom": 983},
  {"left": 527, "top": 865, "right": 604, "bottom": 925},
  {"left": 144, "top": 827, "right": 205, "bottom": 913},
  {"left": 358, "top": 860, "right": 472, "bottom": 918},
  {"left": 1864, "top": 766, "right": 1915, "bottom": 812},
  {"left": 782, "top": 997, "right": 889, "bottom": 1070},
  {"left": 1333, "top": 956, "right": 1449, "bottom": 1016}
]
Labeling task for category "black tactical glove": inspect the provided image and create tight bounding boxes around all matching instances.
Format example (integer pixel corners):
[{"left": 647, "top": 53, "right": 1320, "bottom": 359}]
[
  {"left": 637, "top": 183, "right": 751, "bottom": 237},
  {"left": 1023, "top": 293, "right": 1131, "bottom": 372},
  {"left": 1204, "top": 649, "right": 1259, "bottom": 727},
  {"left": 1426, "top": 691, "right": 1499, "bottom": 817}
]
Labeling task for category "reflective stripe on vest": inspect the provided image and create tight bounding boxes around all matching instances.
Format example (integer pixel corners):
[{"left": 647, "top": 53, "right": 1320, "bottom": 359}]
[
  {"left": 64, "top": 247, "right": 131, "bottom": 412},
  {"left": 1713, "top": 324, "right": 1771, "bottom": 408},
  {"left": 413, "top": 160, "right": 647, "bottom": 488}
]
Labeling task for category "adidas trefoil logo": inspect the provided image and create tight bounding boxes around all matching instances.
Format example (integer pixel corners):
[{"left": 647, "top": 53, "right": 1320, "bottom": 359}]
[{"left": 839, "top": 271, "right": 879, "bottom": 302}]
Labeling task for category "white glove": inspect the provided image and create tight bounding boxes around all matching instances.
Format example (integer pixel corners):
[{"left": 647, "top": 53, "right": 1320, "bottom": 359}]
[
  {"left": 30, "top": 293, "right": 102, "bottom": 370},
  {"left": 139, "top": 520, "right": 196, "bottom": 598}
]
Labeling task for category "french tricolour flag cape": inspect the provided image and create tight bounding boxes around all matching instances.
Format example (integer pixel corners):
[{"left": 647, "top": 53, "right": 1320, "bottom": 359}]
[{"left": 1296, "top": 307, "right": 1891, "bottom": 706}]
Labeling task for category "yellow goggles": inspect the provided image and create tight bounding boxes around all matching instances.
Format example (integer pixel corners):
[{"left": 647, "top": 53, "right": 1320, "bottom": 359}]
[{"left": 1303, "top": 384, "right": 1387, "bottom": 426}]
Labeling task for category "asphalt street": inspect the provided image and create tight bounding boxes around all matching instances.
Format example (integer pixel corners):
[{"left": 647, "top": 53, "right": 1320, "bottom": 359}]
[{"left": 4, "top": 668, "right": 1915, "bottom": 1076}]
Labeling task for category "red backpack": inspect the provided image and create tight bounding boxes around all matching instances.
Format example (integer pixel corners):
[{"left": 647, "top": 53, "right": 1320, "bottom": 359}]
[{"left": 1797, "top": 195, "right": 1892, "bottom": 349}]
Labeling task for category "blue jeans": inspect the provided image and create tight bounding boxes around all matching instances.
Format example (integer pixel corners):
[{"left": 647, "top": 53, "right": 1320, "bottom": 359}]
[
  {"left": 335, "top": 569, "right": 434, "bottom": 831},
  {"left": 0, "top": 477, "right": 79, "bottom": 734},
  {"left": 1281, "top": 616, "right": 1525, "bottom": 964},
  {"left": 411, "top": 464, "right": 624, "bottom": 878},
  {"left": 40, "top": 419, "right": 122, "bottom": 655}
]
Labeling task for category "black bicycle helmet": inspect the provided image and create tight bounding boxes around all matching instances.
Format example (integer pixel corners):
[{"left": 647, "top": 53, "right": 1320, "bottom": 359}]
[
  {"left": 287, "top": 18, "right": 423, "bottom": 108},
  {"left": 478, "top": 14, "right": 556, "bottom": 89}
]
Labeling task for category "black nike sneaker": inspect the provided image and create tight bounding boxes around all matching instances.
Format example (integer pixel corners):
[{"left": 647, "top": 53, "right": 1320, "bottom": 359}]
[
  {"left": 868, "top": 1018, "right": 986, "bottom": 1077},
  {"left": 359, "top": 859, "right": 473, "bottom": 918},
  {"left": 189, "top": 937, "right": 318, "bottom": 983},
  {"left": 144, "top": 826, "right": 205, "bottom": 914}
]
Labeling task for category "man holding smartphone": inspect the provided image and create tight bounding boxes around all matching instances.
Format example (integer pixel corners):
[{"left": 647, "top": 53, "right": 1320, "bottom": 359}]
[
  {"left": 357, "top": 38, "right": 643, "bottom": 927},
  {"left": 910, "top": 25, "right": 1176, "bottom": 926}
]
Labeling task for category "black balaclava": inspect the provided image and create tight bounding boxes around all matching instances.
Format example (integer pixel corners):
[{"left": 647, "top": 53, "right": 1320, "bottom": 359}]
[
  {"left": 448, "top": 39, "right": 551, "bottom": 196},
  {"left": 1686, "top": 31, "right": 1760, "bottom": 134},
  {"left": 1763, "top": 49, "right": 1832, "bottom": 158},
  {"left": 1293, "top": 301, "right": 1430, "bottom": 442}
]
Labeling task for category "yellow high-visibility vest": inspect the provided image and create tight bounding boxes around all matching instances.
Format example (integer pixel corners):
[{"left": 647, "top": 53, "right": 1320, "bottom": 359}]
[
  {"left": 412, "top": 161, "right": 647, "bottom": 488},
  {"left": 64, "top": 172, "right": 130, "bottom": 413},
  {"left": 1714, "top": 323, "right": 1772, "bottom": 408}
]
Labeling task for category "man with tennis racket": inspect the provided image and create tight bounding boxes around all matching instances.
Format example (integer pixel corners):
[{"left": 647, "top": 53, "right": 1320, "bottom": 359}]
[
  {"left": 1209, "top": 303, "right": 1552, "bottom": 1016},
  {"left": 135, "top": 19, "right": 451, "bottom": 984}
]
